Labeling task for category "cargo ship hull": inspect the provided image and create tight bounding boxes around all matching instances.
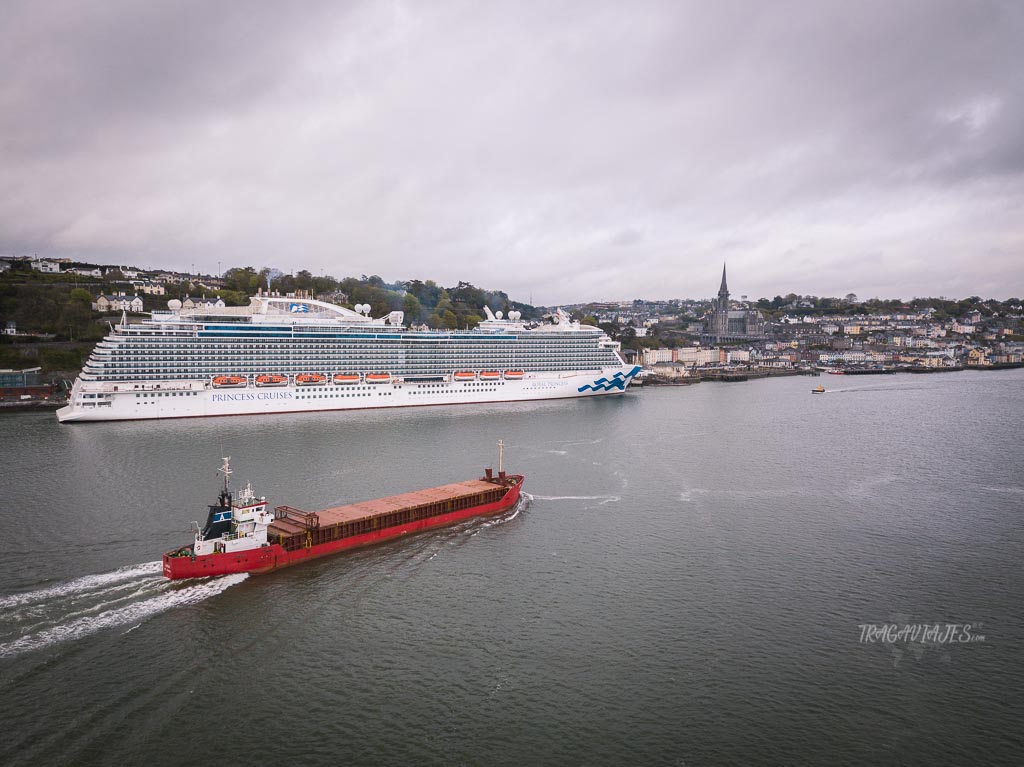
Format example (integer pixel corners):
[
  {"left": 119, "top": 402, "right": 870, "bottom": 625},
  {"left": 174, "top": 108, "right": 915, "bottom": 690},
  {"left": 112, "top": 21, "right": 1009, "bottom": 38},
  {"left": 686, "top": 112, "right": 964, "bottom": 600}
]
[{"left": 163, "top": 472, "right": 523, "bottom": 580}]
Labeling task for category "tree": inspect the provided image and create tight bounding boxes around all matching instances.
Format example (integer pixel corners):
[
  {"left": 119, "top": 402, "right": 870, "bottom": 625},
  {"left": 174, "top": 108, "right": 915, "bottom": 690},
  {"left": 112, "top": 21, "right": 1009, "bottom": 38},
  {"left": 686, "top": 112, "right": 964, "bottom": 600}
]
[
  {"left": 69, "top": 288, "right": 93, "bottom": 305},
  {"left": 403, "top": 293, "right": 424, "bottom": 324},
  {"left": 59, "top": 297, "right": 95, "bottom": 340},
  {"left": 224, "top": 267, "right": 260, "bottom": 294}
]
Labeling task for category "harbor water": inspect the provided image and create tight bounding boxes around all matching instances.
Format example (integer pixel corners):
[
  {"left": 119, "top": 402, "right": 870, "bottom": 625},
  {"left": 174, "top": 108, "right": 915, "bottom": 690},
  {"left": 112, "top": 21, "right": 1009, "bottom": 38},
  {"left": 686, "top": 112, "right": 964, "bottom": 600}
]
[{"left": 1, "top": 370, "right": 1022, "bottom": 765}]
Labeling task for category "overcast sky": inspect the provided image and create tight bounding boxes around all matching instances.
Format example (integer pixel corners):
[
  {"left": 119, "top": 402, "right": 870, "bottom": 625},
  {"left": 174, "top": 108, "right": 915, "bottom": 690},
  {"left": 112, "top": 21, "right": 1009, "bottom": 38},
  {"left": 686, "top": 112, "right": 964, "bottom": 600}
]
[{"left": 2, "top": 1, "right": 1022, "bottom": 304}]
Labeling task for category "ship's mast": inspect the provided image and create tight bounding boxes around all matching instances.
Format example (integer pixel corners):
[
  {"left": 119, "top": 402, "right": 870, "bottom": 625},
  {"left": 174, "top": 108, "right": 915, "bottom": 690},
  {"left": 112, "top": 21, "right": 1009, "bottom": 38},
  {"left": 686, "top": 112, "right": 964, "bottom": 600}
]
[
  {"left": 219, "top": 456, "right": 233, "bottom": 496},
  {"left": 497, "top": 440, "right": 503, "bottom": 474}
]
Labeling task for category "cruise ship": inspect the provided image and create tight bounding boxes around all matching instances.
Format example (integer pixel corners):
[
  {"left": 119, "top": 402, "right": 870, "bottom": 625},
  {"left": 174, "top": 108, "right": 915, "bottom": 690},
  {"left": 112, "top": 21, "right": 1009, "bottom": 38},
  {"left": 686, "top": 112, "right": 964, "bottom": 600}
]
[{"left": 57, "top": 294, "right": 640, "bottom": 422}]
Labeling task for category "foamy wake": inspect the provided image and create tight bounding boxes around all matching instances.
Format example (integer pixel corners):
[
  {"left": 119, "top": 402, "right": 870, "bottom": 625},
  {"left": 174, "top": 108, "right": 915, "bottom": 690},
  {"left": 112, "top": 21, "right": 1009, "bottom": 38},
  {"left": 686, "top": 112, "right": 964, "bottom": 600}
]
[
  {"left": 529, "top": 494, "right": 620, "bottom": 504},
  {"left": 468, "top": 495, "right": 530, "bottom": 535},
  {"left": 0, "top": 567, "right": 247, "bottom": 659},
  {"left": 0, "top": 561, "right": 163, "bottom": 609}
]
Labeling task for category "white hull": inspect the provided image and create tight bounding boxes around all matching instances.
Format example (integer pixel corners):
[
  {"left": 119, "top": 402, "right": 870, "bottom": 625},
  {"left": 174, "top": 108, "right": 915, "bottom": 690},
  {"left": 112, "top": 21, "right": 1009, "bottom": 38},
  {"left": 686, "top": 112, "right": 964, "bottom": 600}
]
[{"left": 57, "top": 367, "right": 640, "bottom": 422}]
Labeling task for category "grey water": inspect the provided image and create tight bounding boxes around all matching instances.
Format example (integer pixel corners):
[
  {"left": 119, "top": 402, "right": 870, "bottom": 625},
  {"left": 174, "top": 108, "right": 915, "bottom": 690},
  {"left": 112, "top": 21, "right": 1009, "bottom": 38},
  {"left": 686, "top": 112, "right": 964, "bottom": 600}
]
[{"left": 1, "top": 370, "right": 1022, "bottom": 765}]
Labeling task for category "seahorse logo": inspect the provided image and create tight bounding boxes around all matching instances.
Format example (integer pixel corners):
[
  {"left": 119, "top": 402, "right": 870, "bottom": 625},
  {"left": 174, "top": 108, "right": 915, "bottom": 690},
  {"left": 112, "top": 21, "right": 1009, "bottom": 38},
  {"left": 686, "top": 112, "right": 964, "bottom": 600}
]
[{"left": 578, "top": 365, "right": 641, "bottom": 392}]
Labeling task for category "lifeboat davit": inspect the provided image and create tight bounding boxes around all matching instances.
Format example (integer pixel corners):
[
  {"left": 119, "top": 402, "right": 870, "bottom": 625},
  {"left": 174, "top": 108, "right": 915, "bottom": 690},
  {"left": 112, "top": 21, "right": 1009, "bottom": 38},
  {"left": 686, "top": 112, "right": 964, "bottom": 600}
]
[
  {"left": 333, "top": 374, "right": 361, "bottom": 385},
  {"left": 212, "top": 375, "right": 247, "bottom": 388},
  {"left": 255, "top": 374, "right": 288, "bottom": 387},
  {"left": 479, "top": 371, "right": 501, "bottom": 380},
  {"left": 503, "top": 370, "right": 525, "bottom": 380},
  {"left": 295, "top": 373, "right": 327, "bottom": 386},
  {"left": 453, "top": 371, "right": 477, "bottom": 381},
  {"left": 365, "top": 373, "right": 392, "bottom": 384}
]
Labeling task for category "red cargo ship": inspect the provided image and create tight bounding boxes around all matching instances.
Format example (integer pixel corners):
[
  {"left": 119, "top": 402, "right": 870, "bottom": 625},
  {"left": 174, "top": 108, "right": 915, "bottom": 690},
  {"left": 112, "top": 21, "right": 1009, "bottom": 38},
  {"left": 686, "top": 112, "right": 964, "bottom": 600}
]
[{"left": 163, "top": 447, "right": 524, "bottom": 580}]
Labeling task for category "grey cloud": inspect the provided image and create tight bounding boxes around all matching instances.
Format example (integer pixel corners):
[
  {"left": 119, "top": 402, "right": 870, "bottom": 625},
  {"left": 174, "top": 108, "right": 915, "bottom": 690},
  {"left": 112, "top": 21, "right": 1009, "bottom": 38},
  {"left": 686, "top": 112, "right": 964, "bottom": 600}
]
[{"left": 1, "top": 0, "right": 1022, "bottom": 303}]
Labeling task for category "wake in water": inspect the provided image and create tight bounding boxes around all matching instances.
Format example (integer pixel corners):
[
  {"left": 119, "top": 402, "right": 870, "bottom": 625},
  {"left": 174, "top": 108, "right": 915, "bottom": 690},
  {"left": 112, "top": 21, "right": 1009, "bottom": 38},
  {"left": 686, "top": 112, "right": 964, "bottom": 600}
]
[
  {"left": 0, "top": 564, "right": 247, "bottom": 659},
  {"left": 473, "top": 492, "right": 531, "bottom": 530},
  {"left": 529, "top": 494, "right": 620, "bottom": 505},
  {"left": 0, "top": 561, "right": 163, "bottom": 609}
]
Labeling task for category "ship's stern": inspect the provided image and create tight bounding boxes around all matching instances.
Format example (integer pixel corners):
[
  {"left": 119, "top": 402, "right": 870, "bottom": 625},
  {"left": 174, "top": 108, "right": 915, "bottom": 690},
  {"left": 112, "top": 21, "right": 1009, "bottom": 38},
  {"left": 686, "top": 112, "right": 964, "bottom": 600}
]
[
  {"left": 163, "top": 547, "right": 196, "bottom": 580},
  {"left": 56, "top": 378, "right": 82, "bottom": 422}
]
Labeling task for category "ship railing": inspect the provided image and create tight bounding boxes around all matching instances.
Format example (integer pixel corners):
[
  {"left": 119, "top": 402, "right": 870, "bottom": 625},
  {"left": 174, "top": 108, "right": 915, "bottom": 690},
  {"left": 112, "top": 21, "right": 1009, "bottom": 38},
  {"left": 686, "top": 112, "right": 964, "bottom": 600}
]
[{"left": 274, "top": 505, "right": 320, "bottom": 529}]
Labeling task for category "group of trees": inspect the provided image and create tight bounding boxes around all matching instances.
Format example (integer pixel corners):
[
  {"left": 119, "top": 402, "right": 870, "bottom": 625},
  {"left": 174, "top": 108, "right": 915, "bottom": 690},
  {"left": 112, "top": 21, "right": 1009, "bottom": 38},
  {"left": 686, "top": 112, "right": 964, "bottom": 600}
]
[
  {"left": 1, "top": 264, "right": 541, "bottom": 338},
  {"left": 0, "top": 283, "right": 105, "bottom": 341},
  {"left": 222, "top": 267, "right": 539, "bottom": 329},
  {"left": 753, "top": 293, "right": 1022, "bottom": 320},
  {"left": 5, "top": 258, "right": 1022, "bottom": 344}
]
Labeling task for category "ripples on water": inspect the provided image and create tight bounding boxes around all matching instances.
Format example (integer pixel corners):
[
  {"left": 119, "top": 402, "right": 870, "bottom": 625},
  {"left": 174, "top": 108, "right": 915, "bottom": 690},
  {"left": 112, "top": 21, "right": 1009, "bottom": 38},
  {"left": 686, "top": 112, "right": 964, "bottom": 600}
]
[{"left": 0, "top": 371, "right": 1022, "bottom": 765}]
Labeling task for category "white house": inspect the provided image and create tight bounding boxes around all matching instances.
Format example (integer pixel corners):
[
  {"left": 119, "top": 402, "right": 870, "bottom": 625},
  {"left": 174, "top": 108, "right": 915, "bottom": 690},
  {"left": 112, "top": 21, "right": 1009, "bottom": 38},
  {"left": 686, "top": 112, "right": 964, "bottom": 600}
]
[
  {"left": 130, "top": 280, "right": 166, "bottom": 295},
  {"left": 181, "top": 295, "right": 226, "bottom": 309},
  {"left": 31, "top": 259, "right": 62, "bottom": 274},
  {"left": 92, "top": 294, "right": 144, "bottom": 312}
]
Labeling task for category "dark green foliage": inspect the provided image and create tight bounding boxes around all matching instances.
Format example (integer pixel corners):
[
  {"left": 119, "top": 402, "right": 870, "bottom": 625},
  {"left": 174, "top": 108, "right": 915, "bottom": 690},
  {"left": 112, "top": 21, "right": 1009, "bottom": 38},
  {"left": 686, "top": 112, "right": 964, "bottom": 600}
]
[{"left": 38, "top": 347, "right": 84, "bottom": 371}]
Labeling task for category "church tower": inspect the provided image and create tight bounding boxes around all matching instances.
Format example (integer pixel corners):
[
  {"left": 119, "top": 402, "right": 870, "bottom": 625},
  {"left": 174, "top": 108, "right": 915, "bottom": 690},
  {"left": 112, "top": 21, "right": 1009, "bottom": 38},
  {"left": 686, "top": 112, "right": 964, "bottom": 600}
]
[
  {"left": 703, "top": 261, "right": 767, "bottom": 342},
  {"left": 711, "top": 263, "right": 730, "bottom": 339}
]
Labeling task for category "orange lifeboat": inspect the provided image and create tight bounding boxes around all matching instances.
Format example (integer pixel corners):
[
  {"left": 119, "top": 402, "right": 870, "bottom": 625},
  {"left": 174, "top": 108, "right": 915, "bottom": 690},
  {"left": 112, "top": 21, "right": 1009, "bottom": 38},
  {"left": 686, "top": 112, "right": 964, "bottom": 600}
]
[
  {"left": 212, "top": 375, "right": 247, "bottom": 388},
  {"left": 365, "top": 373, "right": 392, "bottom": 384},
  {"left": 503, "top": 371, "right": 525, "bottom": 380},
  {"left": 479, "top": 371, "right": 501, "bottom": 380},
  {"left": 333, "top": 374, "right": 361, "bottom": 385},
  {"left": 255, "top": 374, "right": 288, "bottom": 387},
  {"left": 453, "top": 371, "right": 477, "bottom": 381},
  {"left": 296, "top": 373, "right": 327, "bottom": 386}
]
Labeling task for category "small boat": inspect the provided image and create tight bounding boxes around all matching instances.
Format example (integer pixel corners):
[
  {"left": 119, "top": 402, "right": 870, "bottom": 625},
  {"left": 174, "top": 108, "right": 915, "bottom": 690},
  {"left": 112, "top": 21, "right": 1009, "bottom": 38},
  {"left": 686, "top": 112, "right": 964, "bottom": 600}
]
[
  {"left": 453, "top": 371, "right": 477, "bottom": 381},
  {"left": 479, "top": 371, "right": 501, "bottom": 380},
  {"left": 828, "top": 370, "right": 845, "bottom": 375},
  {"left": 503, "top": 370, "right": 525, "bottom": 380},
  {"left": 332, "top": 374, "right": 361, "bottom": 385},
  {"left": 212, "top": 375, "right": 247, "bottom": 388},
  {"left": 255, "top": 374, "right": 288, "bottom": 387},
  {"left": 295, "top": 373, "right": 327, "bottom": 386},
  {"left": 365, "top": 373, "right": 392, "bottom": 384},
  {"left": 812, "top": 384, "right": 826, "bottom": 393}
]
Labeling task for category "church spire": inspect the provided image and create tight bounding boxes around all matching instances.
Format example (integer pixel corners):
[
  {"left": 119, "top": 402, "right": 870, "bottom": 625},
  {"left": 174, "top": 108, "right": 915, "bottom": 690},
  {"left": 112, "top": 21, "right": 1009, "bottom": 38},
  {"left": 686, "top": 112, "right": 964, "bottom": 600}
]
[{"left": 719, "top": 262, "right": 728, "bottom": 295}]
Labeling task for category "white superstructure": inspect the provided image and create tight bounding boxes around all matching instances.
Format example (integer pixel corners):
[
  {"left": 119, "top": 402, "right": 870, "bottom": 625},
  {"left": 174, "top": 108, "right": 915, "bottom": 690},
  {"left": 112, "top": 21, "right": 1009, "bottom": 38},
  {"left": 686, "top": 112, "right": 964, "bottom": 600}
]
[{"left": 57, "top": 295, "right": 640, "bottom": 422}]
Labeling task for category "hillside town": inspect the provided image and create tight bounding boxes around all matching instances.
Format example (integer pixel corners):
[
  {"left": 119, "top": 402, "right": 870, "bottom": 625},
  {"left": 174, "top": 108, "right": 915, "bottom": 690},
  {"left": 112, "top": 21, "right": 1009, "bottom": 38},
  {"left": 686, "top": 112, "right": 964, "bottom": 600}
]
[
  {"left": 1, "top": 255, "right": 1022, "bottom": 408},
  {"left": 567, "top": 265, "right": 1024, "bottom": 380}
]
